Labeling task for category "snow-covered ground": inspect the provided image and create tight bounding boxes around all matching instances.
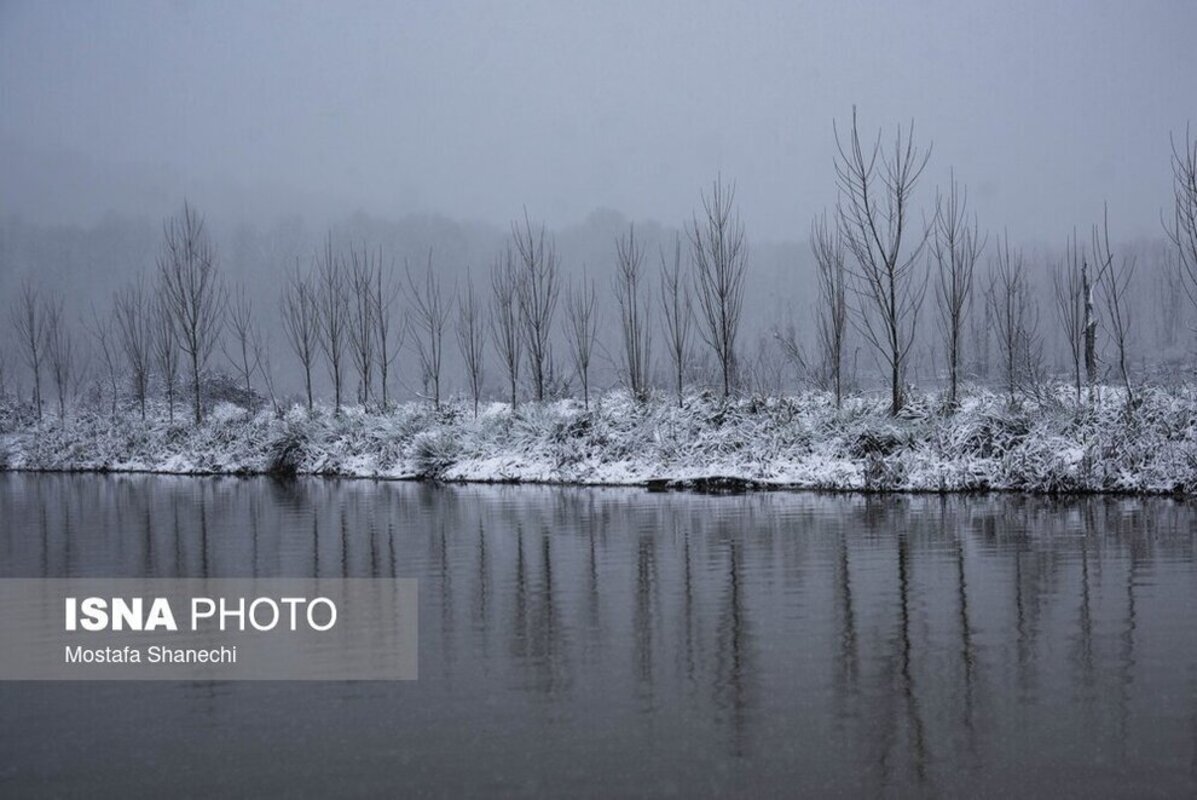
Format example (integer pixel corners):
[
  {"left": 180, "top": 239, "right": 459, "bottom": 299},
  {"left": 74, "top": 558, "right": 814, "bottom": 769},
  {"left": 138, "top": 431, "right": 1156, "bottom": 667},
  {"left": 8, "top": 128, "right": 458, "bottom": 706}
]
[{"left": 3, "top": 387, "right": 1197, "bottom": 494}]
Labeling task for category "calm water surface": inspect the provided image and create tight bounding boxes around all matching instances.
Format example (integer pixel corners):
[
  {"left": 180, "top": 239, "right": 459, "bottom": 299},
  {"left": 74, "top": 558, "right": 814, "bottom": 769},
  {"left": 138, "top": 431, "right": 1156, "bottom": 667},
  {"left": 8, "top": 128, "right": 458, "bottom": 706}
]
[{"left": 2, "top": 474, "right": 1197, "bottom": 797}]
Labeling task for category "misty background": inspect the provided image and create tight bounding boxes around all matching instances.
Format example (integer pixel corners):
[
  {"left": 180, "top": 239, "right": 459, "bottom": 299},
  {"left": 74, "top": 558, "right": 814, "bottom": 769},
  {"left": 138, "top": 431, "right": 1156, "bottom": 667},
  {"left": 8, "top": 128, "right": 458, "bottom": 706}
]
[{"left": 2, "top": 1, "right": 1195, "bottom": 402}]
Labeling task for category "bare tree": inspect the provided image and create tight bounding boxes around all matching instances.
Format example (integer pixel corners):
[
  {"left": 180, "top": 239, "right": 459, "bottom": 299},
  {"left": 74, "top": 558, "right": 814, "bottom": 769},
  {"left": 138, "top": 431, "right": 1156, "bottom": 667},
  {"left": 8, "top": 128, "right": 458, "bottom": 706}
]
[
  {"left": 985, "top": 233, "right": 1038, "bottom": 405},
  {"left": 372, "top": 262, "right": 403, "bottom": 412},
  {"left": 1052, "top": 230, "right": 1086, "bottom": 404},
  {"left": 659, "top": 234, "right": 692, "bottom": 408},
  {"left": 157, "top": 202, "right": 226, "bottom": 425},
  {"left": 315, "top": 235, "right": 349, "bottom": 412},
  {"left": 152, "top": 293, "right": 179, "bottom": 423},
  {"left": 348, "top": 245, "right": 376, "bottom": 405},
  {"left": 512, "top": 212, "right": 560, "bottom": 402},
  {"left": 407, "top": 253, "right": 453, "bottom": 408},
  {"left": 1166, "top": 126, "right": 1197, "bottom": 320},
  {"left": 113, "top": 276, "right": 153, "bottom": 419},
  {"left": 613, "top": 223, "right": 653, "bottom": 401},
  {"left": 490, "top": 247, "right": 523, "bottom": 409},
  {"left": 930, "top": 171, "right": 984, "bottom": 409},
  {"left": 811, "top": 211, "right": 850, "bottom": 407},
  {"left": 259, "top": 336, "right": 283, "bottom": 417},
  {"left": 456, "top": 269, "right": 487, "bottom": 418},
  {"left": 565, "top": 272, "right": 599, "bottom": 409},
  {"left": 88, "top": 305, "right": 121, "bottom": 419},
  {"left": 10, "top": 280, "right": 47, "bottom": 421},
  {"left": 43, "top": 294, "right": 74, "bottom": 420},
  {"left": 222, "top": 284, "right": 264, "bottom": 396},
  {"left": 1093, "top": 205, "right": 1137, "bottom": 409},
  {"left": 1078, "top": 258, "right": 1105, "bottom": 400},
  {"left": 834, "top": 107, "right": 931, "bottom": 414},
  {"left": 280, "top": 263, "right": 320, "bottom": 411},
  {"left": 688, "top": 175, "right": 748, "bottom": 398}
]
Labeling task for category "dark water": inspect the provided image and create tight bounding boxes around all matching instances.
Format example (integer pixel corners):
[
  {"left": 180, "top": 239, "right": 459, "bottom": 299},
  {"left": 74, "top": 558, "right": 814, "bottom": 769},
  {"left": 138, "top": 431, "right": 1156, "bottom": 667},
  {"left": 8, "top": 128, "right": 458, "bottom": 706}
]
[{"left": 2, "top": 474, "right": 1197, "bottom": 798}]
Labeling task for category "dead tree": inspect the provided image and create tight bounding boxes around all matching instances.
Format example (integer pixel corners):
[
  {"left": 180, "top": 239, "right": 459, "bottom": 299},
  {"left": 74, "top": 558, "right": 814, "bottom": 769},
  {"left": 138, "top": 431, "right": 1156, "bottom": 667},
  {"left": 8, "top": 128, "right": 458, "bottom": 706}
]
[
  {"left": 259, "top": 337, "right": 282, "bottom": 417},
  {"left": 659, "top": 234, "right": 692, "bottom": 408},
  {"left": 614, "top": 223, "right": 653, "bottom": 401},
  {"left": 1093, "top": 205, "right": 1137, "bottom": 409},
  {"left": 1052, "top": 231, "right": 1086, "bottom": 404},
  {"left": 315, "top": 235, "right": 349, "bottom": 412},
  {"left": 10, "top": 280, "right": 47, "bottom": 421},
  {"left": 373, "top": 260, "right": 403, "bottom": 410},
  {"left": 930, "top": 171, "right": 984, "bottom": 409},
  {"left": 1166, "top": 126, "right": 1197, "bottom": 326},
  {"left": 834, "top": 107, "right": 931, "bottom": 414},
  {"left": 347, "top": 246, "right": 376, "bottom": 406},
  {"left": 985, "top": 233, "right": 1038, "bottom": 405},
  {"left": 88, "top": 306, "right": 121, "bottom": 418},
  {"left": 688, "top": 175, "right": 747, "bottom": 398},
  {"left": 222, "top": 284, "right": 264, "bottom": 396},
  {"left": 156, "top": 202, "right": 226, "bottom": 425},
  {"left": 811, "top": 211, "right": 850, "bottom": 407},
  {"left": 456, "top": 269, "right": 486, "bottom": 417},
  {"left": 152, "top": 293, "right": 179, "bottom": 422},
  {"left": 43, "top": 294, "right": 74, "bottom": 420},
  {"left": 1082, "top": 257, "right": 1099, "bottom": 393},
  {"left": 565, "top": 272, "right": 599, "bottom": 410},
  {"left": 113, "top": 276, "right": 153, "bottom": 419},
  {"left": 407, "top": 252, "right": 452, "bottom": 409},
  {"left": 512, "top": 212, "right": 560, "bottom": 402},
  {"left": 490, "top": 247, "right": 523, "bottom": 409},
  {"left": 280, "top": 263, "right": 320, "bottom": 411}
]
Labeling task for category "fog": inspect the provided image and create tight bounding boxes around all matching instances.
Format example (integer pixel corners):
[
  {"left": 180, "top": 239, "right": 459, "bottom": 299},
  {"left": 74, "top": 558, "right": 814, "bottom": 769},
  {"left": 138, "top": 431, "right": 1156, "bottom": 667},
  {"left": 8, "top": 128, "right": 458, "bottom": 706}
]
[
  {"left": 4, "top": 1, "right": 1193, "bottom": 237},
  {"left": 1, "top": 1, "right": 1195, "bottom": 401}
]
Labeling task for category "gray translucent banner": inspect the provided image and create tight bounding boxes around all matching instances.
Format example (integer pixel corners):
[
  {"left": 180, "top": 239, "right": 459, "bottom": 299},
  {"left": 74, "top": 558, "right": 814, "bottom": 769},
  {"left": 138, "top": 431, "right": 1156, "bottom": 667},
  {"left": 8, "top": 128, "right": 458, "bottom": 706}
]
[{"left": 0, "top": 579, "right": 418, "bottom": 680}]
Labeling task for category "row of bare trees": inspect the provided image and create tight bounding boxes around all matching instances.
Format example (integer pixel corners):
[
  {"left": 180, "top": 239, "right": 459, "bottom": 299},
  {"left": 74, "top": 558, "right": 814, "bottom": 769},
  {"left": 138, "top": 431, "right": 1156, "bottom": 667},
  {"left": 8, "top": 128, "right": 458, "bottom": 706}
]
[
  {"left": 806, "top": 109, "right": 1190, "bottom": 416},
  {"left": 6, "top": 122, "right": 1196, "bottom": 421},
  {"left": 8, "top": 202, "right": 225, "bottom": 425}
]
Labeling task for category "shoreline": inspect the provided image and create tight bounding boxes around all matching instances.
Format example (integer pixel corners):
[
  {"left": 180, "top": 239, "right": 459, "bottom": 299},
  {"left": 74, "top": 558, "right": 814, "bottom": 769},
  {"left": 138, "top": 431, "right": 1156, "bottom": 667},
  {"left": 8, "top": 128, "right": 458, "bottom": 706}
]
[
  {"left": 2, "top": 462, "right": 1191, "bottom": 498},
  {"left": 4, "top": 385, "right": 1197, "bottom": 497}
]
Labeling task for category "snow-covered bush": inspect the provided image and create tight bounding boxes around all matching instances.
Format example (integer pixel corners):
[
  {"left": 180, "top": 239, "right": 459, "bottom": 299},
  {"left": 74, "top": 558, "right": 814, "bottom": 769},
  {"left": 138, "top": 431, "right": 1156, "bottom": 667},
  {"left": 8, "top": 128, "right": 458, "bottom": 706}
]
[
  {"left": 7, "top": 386, "right": 1197, "bottom": 494},
  {"left": 412, "top": 429, "right": 460, "bottom": 479}
]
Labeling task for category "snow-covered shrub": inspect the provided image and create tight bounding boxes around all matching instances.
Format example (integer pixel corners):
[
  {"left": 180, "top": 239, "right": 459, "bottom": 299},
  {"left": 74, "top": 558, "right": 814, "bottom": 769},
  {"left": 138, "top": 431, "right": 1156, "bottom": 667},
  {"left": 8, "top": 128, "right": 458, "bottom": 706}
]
[
  {"left": 266, "top": 418, "right": 308, "bottom": 476},
  {"left": 412, "top": 429, "right": 460, "bottom": 479}
]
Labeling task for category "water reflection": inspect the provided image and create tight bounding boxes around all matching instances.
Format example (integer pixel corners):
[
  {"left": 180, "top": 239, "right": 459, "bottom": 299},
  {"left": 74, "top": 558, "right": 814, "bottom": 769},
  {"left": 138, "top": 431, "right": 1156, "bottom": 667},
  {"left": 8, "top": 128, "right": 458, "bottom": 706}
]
[{"left": 1, "top": 474, "right": 1197, "bottom": 796}]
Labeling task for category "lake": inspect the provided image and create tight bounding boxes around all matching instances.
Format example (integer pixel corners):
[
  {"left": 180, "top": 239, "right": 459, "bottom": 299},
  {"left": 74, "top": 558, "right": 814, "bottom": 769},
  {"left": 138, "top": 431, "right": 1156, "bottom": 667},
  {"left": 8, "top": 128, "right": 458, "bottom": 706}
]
[{"left": 2, "top": 473, "right": 1196, "bottom": 797}]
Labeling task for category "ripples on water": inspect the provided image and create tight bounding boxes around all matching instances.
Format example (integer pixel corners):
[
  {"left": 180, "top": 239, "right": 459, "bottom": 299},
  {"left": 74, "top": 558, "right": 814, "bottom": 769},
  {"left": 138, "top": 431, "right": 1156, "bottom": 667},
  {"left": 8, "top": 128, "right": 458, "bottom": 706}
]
[{"left": 1, "top": 473, "right": 1196, "bottom": 797}]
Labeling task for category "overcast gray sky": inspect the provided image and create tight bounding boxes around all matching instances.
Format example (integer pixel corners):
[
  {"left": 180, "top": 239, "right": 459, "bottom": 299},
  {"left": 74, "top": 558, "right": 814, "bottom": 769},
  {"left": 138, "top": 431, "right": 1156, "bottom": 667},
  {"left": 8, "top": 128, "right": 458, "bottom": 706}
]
[{"left": 2, "top": 0, "right": 1194, "bottom": 242}]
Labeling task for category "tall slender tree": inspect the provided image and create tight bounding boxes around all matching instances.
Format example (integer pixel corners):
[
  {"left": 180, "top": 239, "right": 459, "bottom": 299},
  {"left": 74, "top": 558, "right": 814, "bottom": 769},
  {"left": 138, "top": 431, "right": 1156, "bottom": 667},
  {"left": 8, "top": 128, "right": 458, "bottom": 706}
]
[
  {"left": 931, "top": 171, "right": 983, "bottom": 409},
  {"left": 157, "top": 202, "right": 226, "bottom": 425},
  {"left": 113, "top": 276, "right": 154, "bottom": 419},
  {"left": 614, "top": 223, "right": 653, "bottom": 401},
  {"left": 565, "top": 271, "right": 599, "bottom": 410},
  {"left": 512, "top": 212, "right": 560, "bottom": 402},
  {"left": 315, "top": 235, "right": 349, "bottom": 412},
  {"left": 834, "top": 107, "right": 931, "bottom": 414},
  {"left": 10, "top": 280, "right": 47, "bottom": 421},
  {"left": 659, "top": 234, "right": 692, "bottom": 408},
  {"left": 280, "top": 262, "right": 320, "bottom": 411},
  {"left": 407, "top": 252, "right": 453, "bottom": 408},
  {"left": 688, "top": 175, "right": 747, "bottom": 398},
  {"left": 490, "top": 246, "right": 523, "bottom": 409},
  {"left": 811, "top": 211, "right": 850, "bottom": 408},
  {"left": 456, "top": 269, "right": 486, "bottom": 418}
]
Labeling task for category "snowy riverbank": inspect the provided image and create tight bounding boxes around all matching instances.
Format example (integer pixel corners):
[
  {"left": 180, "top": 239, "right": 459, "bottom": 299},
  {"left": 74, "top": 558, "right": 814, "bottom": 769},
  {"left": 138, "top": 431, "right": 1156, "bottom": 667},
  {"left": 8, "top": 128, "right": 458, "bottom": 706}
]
[{"left": 4, "top": 387, "right": 1197, "bottom": 494}]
